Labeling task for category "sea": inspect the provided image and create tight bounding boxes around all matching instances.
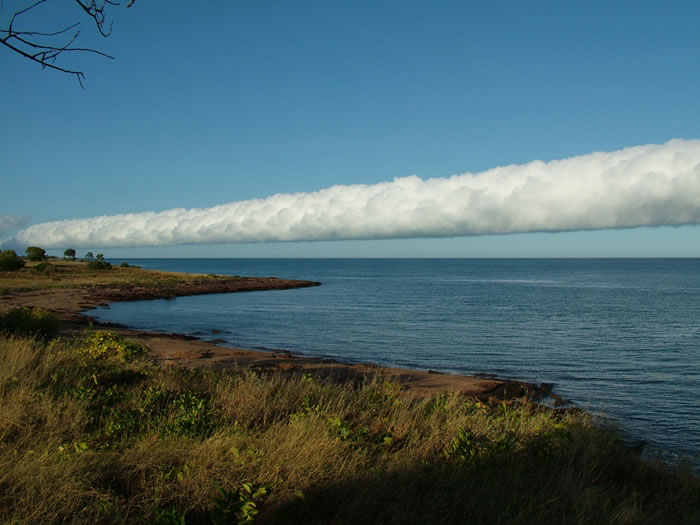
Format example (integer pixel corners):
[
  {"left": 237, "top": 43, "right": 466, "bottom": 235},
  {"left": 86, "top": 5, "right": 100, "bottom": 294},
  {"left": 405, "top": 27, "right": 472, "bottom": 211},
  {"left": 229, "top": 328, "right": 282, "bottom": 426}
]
[{"left": 87, "top": 258, "right": 700, "bottom": 465}]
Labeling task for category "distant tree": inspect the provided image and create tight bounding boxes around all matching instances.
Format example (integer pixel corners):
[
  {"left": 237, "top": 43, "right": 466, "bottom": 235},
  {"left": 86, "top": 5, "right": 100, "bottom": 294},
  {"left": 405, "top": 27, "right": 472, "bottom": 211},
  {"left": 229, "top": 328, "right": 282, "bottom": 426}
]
[
  {"left": 0, "top": 250, "right": 25, "bottom": 271},
  {"left": 85, "top": 251, "right": 94, "bottom": 260},
  {"left": 25, "top": 246, "right": 46, "bottom": 261},
  {"left": 96, "top": 253, "right": 104, "bottom": 260},
  {"left": 1, "top": 0, "right": 136, "bottom": 87},
  {"left": 64, "top": 248, "right": 76, "bottom": 261}
]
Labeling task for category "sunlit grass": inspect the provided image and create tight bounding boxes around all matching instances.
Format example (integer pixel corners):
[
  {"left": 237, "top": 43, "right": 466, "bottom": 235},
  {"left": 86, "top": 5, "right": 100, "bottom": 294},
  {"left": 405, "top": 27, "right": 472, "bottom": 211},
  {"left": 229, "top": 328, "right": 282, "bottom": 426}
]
[
  {"left": 1, "top": 330, "right": 698, "bottom": 524},
  {"left": 0, "top": 259, "right": 231, "bottom": 293}
]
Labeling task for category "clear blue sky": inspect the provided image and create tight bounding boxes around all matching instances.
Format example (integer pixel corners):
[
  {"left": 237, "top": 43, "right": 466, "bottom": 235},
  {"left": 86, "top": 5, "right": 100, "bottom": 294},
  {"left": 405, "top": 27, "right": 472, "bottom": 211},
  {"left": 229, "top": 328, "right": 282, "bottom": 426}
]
[{"left": 1, "top": 0, "right": 699, "bottom": 257}]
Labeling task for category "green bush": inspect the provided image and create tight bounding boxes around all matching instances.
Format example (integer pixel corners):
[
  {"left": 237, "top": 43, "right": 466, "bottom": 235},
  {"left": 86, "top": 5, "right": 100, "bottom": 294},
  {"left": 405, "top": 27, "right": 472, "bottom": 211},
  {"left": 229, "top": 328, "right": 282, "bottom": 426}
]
[
  {"left": 0, "top": 250, "right": 25, "bottom": 271},
  {"left": 64, "top": 248, "right": 76, "bottom": 261},
  {"left": 34, "top": 262, "right": 57, "bottom": 275},
  {"left": 78, "top": 330, "right": 148, "bottom": 363},
  {"left": 0, "top": 307, "right": 60, "bottom": 340},
  {"left": 87, "top": 260, "right": 112, "bottom": 270},
  {"left": 25, "top": 246, "right": 46, "bottom": 261}
]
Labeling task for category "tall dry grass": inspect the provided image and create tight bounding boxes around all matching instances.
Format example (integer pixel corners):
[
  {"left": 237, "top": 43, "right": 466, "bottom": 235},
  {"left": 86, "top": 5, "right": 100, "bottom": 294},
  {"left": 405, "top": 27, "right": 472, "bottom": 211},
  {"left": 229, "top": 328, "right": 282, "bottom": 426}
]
[{"left": 0, "top": 331, "right": 698, "bottom": 524}]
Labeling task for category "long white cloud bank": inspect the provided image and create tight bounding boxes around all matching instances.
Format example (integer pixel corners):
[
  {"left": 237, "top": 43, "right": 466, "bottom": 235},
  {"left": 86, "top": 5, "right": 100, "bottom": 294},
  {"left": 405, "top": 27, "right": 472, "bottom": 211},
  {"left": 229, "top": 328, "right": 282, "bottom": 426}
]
[{"left": 14, "top": 139, "right": 700, "bottom": 248}]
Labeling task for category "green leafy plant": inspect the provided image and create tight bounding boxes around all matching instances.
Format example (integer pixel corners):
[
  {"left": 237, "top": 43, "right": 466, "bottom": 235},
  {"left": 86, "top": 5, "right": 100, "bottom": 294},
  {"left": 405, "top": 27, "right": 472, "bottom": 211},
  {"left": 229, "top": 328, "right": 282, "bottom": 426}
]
[
  {"left": 446, "top": 428, "right": 478, "bottom": 464},
  {"left": 288, "top": 395, "right": 321, "bottom": 423},
  {"left": 99, "top": 405, "right": 144, "bottom": 440},
  {"left": 329, "top": 416, "right": 352, "bottom": 441},
  {"left": 154, "top": 506, "right": 187, "bottom": 525},
  {"left": 63, "top": 248, "right": 76, "bottom": 261},
  {"left": 210, "top": 483, "right": 267, "bottom": 524},
  {"left": 78, "top": 331, "right": 147, "bottom": 363},
  {"left": 161, "top": 463, "right": 191, "bottom": 483},
  {"left": 166, "top": 391, "right": 212, "bottom": 436}
]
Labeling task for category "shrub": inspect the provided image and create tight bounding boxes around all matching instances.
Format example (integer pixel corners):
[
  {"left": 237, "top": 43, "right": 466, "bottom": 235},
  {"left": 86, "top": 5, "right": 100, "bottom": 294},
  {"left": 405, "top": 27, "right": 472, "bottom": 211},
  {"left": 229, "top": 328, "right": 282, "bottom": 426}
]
[
  {"left": 78, "top": 330, "right": 148, "bottom": 363},
  {"left": 0, "top": 250, "right": 25, "bottom": 271},
  {"left": 34, "top": 262, "right": 57, "bottom": 275},
  {"left": 87, "top": 260, "right": 112, "bottom": 270},
  {"left": 64, "top": 248, "right": 76, "bottom": 261},
  {"left": 0, "top": 307, "right": 60, "bottom": 340},
  {"left": 25, "top": 246, "right": 46, "bottom": 261}
]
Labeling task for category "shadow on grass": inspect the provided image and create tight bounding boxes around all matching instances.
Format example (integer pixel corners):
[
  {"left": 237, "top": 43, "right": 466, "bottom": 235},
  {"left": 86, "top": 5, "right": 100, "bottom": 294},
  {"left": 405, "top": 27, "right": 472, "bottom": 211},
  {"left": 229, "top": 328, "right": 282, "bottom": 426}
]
[{"left": 257, "top": 441, "right": 700, "bottom": 525}]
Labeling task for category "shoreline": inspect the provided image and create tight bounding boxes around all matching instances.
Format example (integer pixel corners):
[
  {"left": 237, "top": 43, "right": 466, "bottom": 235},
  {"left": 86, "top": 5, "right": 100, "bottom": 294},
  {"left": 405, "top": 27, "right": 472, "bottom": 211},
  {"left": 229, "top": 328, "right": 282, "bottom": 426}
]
[{"left": 1, "top": 274, "right": 565, "bottom": 404}]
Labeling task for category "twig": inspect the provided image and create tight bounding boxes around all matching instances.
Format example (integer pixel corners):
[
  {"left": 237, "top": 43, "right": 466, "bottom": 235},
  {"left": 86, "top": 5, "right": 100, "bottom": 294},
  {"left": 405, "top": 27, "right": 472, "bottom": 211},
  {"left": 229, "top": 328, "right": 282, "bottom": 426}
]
[{"left": 1, "top": 0, "right": 129, "bottom": 87}]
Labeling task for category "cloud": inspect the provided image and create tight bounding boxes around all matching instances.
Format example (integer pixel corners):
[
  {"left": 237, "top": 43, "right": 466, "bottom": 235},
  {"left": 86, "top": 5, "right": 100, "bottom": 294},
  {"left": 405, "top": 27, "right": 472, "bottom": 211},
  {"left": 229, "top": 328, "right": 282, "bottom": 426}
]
[
  {"left": 0, "top": 215, "right": 29, "bottom": 237},
  {"left": 13, "top": 139, "right": 700, "bottom": 249}
]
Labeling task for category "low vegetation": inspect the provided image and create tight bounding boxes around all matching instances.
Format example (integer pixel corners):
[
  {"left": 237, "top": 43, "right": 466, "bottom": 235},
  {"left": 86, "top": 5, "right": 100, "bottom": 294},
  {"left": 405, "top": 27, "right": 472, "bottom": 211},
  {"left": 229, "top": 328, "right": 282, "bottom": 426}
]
[
  {"left": 34, "top": 261, "right": 58, "bottom": 275},
  {"left": 0, "top": 250, "right": 25, "bottom": 271},
  {"left": 0, "top": 258, "right": 229, "bottom": 293},
  {"left": 0, "top": 327, "right": 698, "bottom": 524},
  {"left": 0, "top": 307, "right": 60, "bottom": 341},
  {"left": 0, "top": 246, "right": 229, "bottom": 294},
  {"left": 87, "top": 259, "right": 112, "bottom": 270}
]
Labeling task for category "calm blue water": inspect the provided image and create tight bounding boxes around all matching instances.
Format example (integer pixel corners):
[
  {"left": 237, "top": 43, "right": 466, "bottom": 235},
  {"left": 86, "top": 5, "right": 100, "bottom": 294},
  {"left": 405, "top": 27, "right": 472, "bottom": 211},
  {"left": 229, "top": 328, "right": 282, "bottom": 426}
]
[{"left": 89, "top": 258, "right": 700, "bottom": 464}]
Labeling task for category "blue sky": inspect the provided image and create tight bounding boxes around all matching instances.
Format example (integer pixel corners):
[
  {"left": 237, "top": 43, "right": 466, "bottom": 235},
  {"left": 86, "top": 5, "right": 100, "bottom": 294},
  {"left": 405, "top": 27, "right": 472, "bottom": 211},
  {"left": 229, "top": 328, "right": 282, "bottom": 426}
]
[{"left": 1, "top": 0, "right": 699, "bottom": 257}]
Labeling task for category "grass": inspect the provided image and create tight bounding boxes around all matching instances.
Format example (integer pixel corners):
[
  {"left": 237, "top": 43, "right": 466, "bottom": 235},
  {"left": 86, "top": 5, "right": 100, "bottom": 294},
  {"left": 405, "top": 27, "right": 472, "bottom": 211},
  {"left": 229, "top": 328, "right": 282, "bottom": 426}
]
[
  {"left": 1, "top": 330, "right": 698, "bottom": 524},
  {"left": 0, "top": 259, "right": 232, "bottom": 293}
]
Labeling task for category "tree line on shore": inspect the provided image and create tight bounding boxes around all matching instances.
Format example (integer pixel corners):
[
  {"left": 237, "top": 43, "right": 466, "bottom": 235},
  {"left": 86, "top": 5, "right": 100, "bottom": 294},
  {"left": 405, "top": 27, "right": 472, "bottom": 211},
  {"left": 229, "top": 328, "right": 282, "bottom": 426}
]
[{"left": 0, "top": 246, "right": 135, "bottom": 271}]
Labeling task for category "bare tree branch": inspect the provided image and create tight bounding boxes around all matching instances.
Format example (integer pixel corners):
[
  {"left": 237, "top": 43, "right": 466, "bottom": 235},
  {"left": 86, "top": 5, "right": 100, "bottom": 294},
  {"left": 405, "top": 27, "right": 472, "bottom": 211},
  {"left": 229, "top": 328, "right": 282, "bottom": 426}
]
[
  {"left": 1, "top": 21, "right": 81, "bottom": 38},
  {"left": 0, "top": 37, "right": 87, "bottom": 86},
  {"left": 1, "top": 0, "right": 133, "bottom": 87},
  {"left": 74, "top": 0, "right": 118, "bottom": 37},
  {"left": 8, "top": 0, "right": 51, "bottom": 33},
  {"left": 10, "top": 31, "right": 115, "bottom": 59}
]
